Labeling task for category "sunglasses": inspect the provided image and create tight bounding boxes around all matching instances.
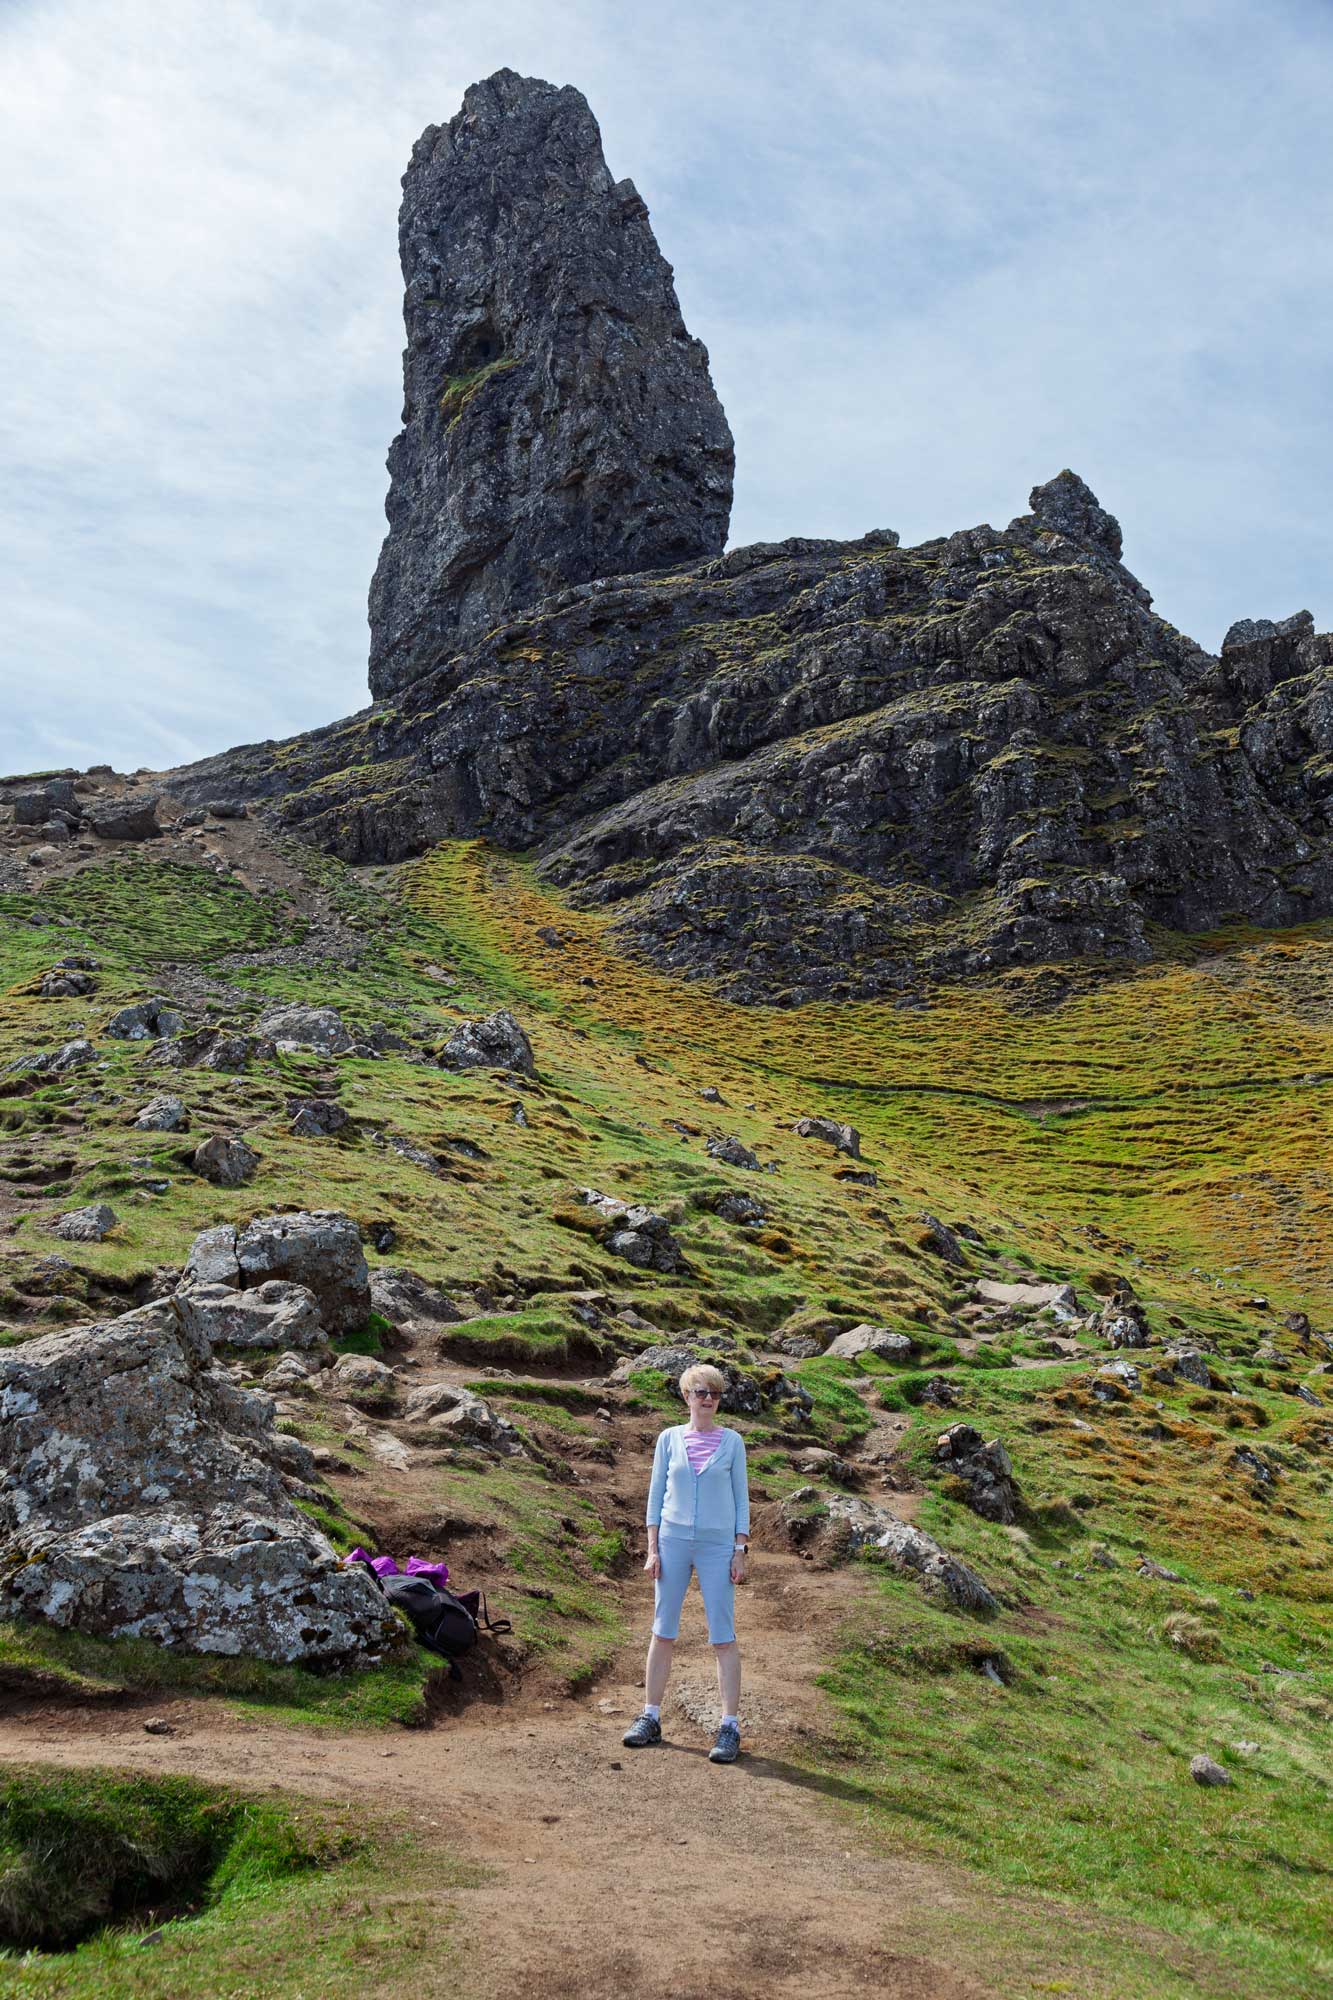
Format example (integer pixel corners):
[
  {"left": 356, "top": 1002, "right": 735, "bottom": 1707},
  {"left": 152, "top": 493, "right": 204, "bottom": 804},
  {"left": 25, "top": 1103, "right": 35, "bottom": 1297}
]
[{"left": 688, "top": 1387, "right": 719, "bottom": 1400}]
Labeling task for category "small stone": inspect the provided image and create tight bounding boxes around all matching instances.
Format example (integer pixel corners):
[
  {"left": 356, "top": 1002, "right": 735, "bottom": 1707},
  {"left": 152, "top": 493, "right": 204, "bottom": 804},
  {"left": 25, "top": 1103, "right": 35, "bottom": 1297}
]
[
  {"left": 191, "top": 1134, "right": 259, "bottom": 1187},
  {"left": 52, "top": 1203, "right": 118, "bottom": 1243},
  {"left": 142, "top": 1717, "right": 173, "bottom": 1736},
  {"left": 134, "top": 1093, "right": 189, "bottom": 1132},
  {"left": 793, "top": 1116, "right": 860, "bottom": 1158},
  {"left": 1189, "top": 1754, "right": 1232, "bottom": 1787}
]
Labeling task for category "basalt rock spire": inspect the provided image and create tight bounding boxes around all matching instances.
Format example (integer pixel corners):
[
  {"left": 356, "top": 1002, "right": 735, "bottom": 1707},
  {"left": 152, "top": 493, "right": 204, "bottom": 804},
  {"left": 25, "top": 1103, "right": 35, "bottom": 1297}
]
[{"left": 367, "top": 69, "right": 734, "bottom": 700}]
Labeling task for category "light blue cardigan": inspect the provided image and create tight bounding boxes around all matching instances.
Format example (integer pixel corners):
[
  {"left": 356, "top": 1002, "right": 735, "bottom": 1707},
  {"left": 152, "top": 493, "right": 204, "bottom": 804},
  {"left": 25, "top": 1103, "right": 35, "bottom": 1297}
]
[{"left": 646, "top": 1425, "right": 750, "bottom": 1545}]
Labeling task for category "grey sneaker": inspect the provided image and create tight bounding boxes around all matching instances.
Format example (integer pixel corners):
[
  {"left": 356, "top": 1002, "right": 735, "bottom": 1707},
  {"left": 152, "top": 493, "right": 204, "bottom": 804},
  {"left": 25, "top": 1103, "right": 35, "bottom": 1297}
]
[
  {"left": 622, "top": 1711, "right": 662, "bottom": 1748},
  {"left": 709, "top": 1720, "right": 741, "bottom": 1764}
]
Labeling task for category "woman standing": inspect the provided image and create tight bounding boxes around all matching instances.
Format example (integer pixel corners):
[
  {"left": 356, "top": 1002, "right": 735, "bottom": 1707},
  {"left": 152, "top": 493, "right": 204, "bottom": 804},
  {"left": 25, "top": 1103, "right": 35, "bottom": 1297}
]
[{"left": 622, "top": 1362, "right": 750, "bottom": 1763}]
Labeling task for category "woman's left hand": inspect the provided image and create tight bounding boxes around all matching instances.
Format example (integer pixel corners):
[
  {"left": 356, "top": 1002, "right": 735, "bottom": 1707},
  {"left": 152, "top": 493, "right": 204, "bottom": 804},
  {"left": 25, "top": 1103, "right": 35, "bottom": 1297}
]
[{"left": 731, "top": 1551, "right": 749, "bottom": 1585}]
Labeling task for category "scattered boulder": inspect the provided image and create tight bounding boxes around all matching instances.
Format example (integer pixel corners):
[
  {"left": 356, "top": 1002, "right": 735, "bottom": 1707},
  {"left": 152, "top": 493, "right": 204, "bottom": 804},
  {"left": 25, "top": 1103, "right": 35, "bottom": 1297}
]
[
  {"left": 1099, "top": 1300, "right": 1151, "bottom": 1347},
  {"left": 105, "top": 997, "right": 183, "bottom": 1041},
  {"left": 706, "top": 1134, "right": 761, "bottom": 1171},
  {"left": 256, "top": 1003, "right": 354, "bottom": 1055},
  {"left": 825, "top": 1324, "right": 915, "bottom": 1363},
  {"left": 287, "top": 1097, "right": 350, "bottom": 1139},
  {"left": 699, "top": 1086, "right": 725, "bottom": 1104},
  {"left": 580, "top": 1189, "right": 686, "bottom": 1274},
  {"left": 974, "top": 1278, "right": 1079, "bottom": 1316},
  {"left": 793, "top": 1116, "right": 860, "bottom": 1159},
  {"left": 438, "top": 1009, "right": 535, "bottom": 1076},
  {"left": 4, "top": 1038, "right": 96, "bottom": 1078},
  {"left": 714, "top": 1189, "right": 765, "bottom": 1226},
  {"left": 1137, "top": 1558, "right": 1184, "bottom": 1582},
  {"left": 401, "top": 1381, "right": 523, "bottom": 1453},
  {"left": 1164, "top": 1344, "right": 1212, "bottom": 1388},
  {"left": 206, "top": 799, "right": 248, "bottom": 819},
  {"left": 792, "top": 1447, "right": 856, "bottom": 1485},
  {"left": 0, "top": 1298, "right": 398, "bottom": 1667},
  {"left": 606, "top": 1344, "right": 803, "bottom": 1418},
  {"left": 778, "top": 1337, "right": 822, "bottom": 1360},
  {"left": 52, "top": 1203, "right": 117, "bottom": 1243},
  {"left": 919, "top": 1214, "right": 966, "bottom": 1265},
  {"left": 182, "top": 1223, "right": 244, "bottom": 1289},
  {"left": 919, "top": 1376, "right": 962, "bottom": 1408},
  {"left": 931, "top": 1424, "right": 1020, "bottom": 1523},
  {"left": 1251, "top": 1341, "right": 1289, "bottom": 1371},
  {"left": 38, "top": 965, "right": 97, "bottom": 999},
  {"left": 181, "top": 1210, "right": 371, "bottom": 1335},
  {"left": 369, "top": 1267, "right": 466, "bottom": 1327},
  {"left": 26, "top": 845, "right": 64, "bottom": 867},
  {"left": 778, "top": 1488, "right": 998, "bottom": 1612},
  {"left": 134, "top": 1093, "right": 189, "bottom": 1132},
  {"left": 1189, "top": 1754, "right": 1232, "bottom": 1788},
  {"left": 88, "top": 794, "right": 162, "bottom": 841},
  {"left": 191, "top": 1134, "right": 259, "bottom": 1188},
  {"left": 329, "top": 1353, "right": 398, "bottom": 1405},
  {"left": 176, "top": 1280, "right": 327, "bottom": 1352}
]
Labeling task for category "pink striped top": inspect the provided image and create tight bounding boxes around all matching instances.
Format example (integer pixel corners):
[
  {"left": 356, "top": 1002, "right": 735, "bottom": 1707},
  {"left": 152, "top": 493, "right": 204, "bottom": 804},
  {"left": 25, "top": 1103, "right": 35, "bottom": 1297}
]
[{"left": 684, "top": 1427, "right": 724, "bottom": 1475}]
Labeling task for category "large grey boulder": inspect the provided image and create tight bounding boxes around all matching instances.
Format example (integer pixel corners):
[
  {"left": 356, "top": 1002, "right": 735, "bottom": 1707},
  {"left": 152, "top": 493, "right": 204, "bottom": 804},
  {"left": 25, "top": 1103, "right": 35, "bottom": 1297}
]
[
  {"left": 180, "top": 1210, "right": 371, "bottom": 1335},
  {"left": 779, "top": 1488, "right": 998, "bottom": 1613},
  {"left": 401, "top": 1381, "right": 523, "bottom": 1453},
  {"left": 134, "top": 1093, "right": 189, "bottom": 1132},
  {"left": 256, "top": 1003, "right": 354, "bottom": 1055},
  {"left": 4, "top": 1038, "right": 96, "bottom": 1077},
  {"left": 793, "top": 1117, "right": 860, "bottom": 1159},
  {"left": 579, "top": 1189, "right": 686, "bottom": 1274},
  {"left": 931, "top": 1423, "right": 1020, "bottom": 1524},
  {"left": 705, "top": 1135, "right": 761, "bottom": 1171},
  {"left": 369, "top": 1267, "right": 465, "bottom": 1327},
  {"left": 191, "top": 1133, "right": 259, "bottom": 1187},
  {"left": 439, "top": 1009, "right": 535, "bottom": 1075},
  {"left": 176, "top": 1280, "right": 327, "bottom": 1352},
  {"left": 88, "top": 793, "right": 161, "bottom": 841},
  {"left": 0, "top": 1300, "right": 399, "bottom": 1667},
  {"left": 825, "top": 1324, "right": 915, "bottom": 1363},
  {"left": 51, "top": 1203, "right": 117, "bottom": 1243},
  {"left": 367, "top": 68, "right": 733, "bottom": 698},
  {"left": 106, "top": 997, "right": 183, "bottom": 1041}
]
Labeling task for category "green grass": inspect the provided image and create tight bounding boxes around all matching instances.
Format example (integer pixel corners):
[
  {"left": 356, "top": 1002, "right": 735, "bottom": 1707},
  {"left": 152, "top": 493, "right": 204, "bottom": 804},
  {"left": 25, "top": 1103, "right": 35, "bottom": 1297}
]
[
  {"left": 0, "top": 1770, "right": 483, "bottom": 1996},
  {"left": 0, "top": 1768, "right": 344, "bottom": 1952},
  {"left": 3, "top": 832, "right": 1333, "bottom": 1991},
  {"left": 0, "top": 1624, "right": 435, "bottom": 1731}
]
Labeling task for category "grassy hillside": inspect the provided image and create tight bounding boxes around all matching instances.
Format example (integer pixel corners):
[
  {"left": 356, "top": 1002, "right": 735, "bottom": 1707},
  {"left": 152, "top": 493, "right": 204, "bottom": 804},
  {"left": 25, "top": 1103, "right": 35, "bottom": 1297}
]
[{"left": 1, "top": 834, "right": 1330, "bottom": 1992}]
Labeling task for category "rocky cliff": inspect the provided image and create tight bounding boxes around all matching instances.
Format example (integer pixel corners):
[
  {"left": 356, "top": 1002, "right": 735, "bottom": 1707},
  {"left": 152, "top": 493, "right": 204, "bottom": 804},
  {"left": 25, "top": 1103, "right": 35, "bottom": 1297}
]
[
  {"left": 176, "top": 466, "right": 1333, "bottom": 1003},
  {"left": 367, "top": 69, "right": 734, "bottom": 700},
  {"left": 162, "top": 73, "right": 1333, "bottom": 1002}
]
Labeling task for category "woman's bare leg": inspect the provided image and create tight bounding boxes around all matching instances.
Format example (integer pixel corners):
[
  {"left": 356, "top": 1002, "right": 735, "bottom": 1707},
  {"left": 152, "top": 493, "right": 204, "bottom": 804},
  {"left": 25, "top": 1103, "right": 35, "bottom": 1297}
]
[
  {"left": 713, "top": 1639, "right": 741, "bottom": 1714},
  {"left": 645, "top": 1634, "right": 674, "bottom": 1707}
]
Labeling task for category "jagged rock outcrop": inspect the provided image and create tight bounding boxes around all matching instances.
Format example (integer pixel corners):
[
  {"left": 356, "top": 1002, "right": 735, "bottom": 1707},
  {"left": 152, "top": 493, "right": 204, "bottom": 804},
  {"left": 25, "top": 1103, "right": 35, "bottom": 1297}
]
[
  {"left": 367, "top": 68, "right": 733, "bottom": 698},
  {"left": 174, "top": 461, "right": 1333, "bottom": 1002},
  {"left": 0, "top": 1299, "right": 398, "bottom": 1667}
]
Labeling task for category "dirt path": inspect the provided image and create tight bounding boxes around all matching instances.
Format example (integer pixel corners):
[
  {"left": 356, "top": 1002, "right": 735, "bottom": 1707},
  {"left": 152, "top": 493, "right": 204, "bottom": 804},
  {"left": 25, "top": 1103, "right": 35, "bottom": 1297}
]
[{"left": 0, "top": 1546, "right": 996, "bottom": 1999}]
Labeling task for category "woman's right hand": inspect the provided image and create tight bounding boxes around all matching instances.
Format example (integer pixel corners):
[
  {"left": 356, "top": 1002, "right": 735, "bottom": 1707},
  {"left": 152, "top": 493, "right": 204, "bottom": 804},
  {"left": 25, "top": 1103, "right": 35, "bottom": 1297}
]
[{"left": 643, "top": 1550, "right": 662, "bottom": 1579}]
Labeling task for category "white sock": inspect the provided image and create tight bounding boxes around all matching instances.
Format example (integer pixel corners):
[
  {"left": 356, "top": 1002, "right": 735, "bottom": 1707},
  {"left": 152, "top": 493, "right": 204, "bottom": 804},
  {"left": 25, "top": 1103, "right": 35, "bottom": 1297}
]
[
  {"left": 643, "top": 1703, "right": 661, "bottom": 1721},
  {"left": 721, "top": 1714, "right": 738, "bottom": 1727}
]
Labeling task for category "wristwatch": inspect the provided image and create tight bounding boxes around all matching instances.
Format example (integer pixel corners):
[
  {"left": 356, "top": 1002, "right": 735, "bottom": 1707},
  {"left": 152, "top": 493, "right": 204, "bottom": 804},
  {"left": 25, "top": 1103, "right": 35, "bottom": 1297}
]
[{"left": 733, "top": 1541, "right": 749, "bottom": 1555}]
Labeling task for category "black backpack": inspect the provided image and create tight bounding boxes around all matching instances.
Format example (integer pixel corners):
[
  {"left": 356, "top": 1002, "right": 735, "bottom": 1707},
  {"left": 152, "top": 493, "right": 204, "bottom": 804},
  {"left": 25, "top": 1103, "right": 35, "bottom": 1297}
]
[{"left": 361, "top": 1566, "right": 511, "bottom": 1678}]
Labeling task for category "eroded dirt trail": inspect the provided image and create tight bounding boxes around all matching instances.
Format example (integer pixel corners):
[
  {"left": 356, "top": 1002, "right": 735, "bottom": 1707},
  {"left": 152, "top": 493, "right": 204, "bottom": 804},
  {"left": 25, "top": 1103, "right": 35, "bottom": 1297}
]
[{"left": 0, "top": 1547, "right": 993, "bottom": 1999}]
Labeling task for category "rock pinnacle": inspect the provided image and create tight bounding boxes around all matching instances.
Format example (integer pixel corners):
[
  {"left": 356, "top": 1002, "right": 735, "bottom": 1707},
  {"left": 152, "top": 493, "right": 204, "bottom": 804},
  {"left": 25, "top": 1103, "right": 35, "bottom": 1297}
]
[{"left": 367, "top": 69, "right": 735, "bottom": 699}]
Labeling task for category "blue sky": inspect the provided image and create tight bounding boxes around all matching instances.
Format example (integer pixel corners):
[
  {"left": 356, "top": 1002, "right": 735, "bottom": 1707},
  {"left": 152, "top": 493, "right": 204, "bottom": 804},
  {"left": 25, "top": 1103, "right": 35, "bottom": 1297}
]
[{"left": 2, "top": 0, "right": 1331, "bottom": 774}]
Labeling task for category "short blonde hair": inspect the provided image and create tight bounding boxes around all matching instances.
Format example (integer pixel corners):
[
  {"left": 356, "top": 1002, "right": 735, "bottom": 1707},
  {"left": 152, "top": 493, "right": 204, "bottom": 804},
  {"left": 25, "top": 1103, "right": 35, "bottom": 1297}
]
[{"left": 679, "top": 1362, "right": 726, "bottom": 1400}]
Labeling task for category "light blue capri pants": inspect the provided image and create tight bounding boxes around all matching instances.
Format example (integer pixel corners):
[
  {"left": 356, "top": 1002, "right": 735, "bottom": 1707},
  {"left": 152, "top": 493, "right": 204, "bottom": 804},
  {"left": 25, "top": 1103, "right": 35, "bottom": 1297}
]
[{"left": 652, "top": 1531, "right": 736, "bottom": 1644}]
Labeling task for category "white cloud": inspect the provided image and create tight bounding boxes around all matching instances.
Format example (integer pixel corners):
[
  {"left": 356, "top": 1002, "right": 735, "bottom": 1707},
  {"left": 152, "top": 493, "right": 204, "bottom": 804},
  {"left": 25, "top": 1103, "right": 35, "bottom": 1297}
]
[{"left": 1, "top": 0, "right": 1330, "bottom": 774}]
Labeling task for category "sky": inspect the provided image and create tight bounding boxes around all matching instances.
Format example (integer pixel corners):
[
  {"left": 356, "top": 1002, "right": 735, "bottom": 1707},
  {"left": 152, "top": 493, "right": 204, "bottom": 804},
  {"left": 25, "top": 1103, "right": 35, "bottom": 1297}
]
[{"left": 2, "top": 0, "right": 1331, "bottom": 775}]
